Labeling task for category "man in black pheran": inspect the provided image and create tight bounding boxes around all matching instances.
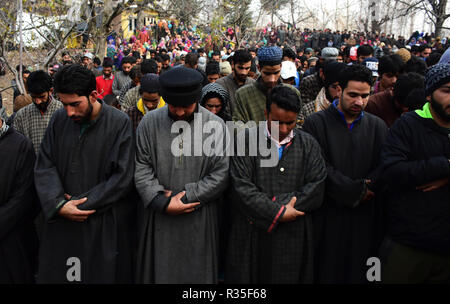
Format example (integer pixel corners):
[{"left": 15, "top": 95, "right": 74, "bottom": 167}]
[
  {"left": 303, "top": 65, "right": 388, "bottom": 284},
  {"left": 35, "top": 64, "right": 136, "bottom": 283}
]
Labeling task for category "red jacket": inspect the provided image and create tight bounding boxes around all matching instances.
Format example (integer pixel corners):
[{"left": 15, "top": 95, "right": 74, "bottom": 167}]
[{"left": 96, "top": 75, "right": 114, "bottom": 99}]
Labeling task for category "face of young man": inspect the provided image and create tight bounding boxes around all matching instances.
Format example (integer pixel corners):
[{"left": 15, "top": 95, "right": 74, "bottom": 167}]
[
  {"left": 265, "top": 102, "right": 298, "bottom": 142},
  {"left": 233, "top": 61, "right": 252, "bottom": 83},
  {"left": 156, "top": 62, "right": 162, "bottom": 74},
  {"left": 204, "top": 97, "right": 222, "bottom": 115},
  {"left": 338, "top": 80, "right": 371, "bottom": 120},
  {"left": 429, "top": 83, "right": 450, "bottom": 123},
  {"left": 326, "top": 82, "right": 342, "bottom": 102},
  {"left": 259, "top": 64, "right": 281, "bottom": 91},
  {"left": 207, "top": 73, "right": 220, "bottom": 83},
  {"left": 122, "top": 63, "right": 132, "bottom": 75},
  {"left": 212, "top": 55, "right": 220, "bottom": 63},
  {"left": 30, "top": 89, "right": 53, "bottom": 112},
  {"left": 380, "top": 72, "right": 398, "bottom": 93},
  {"left": 82, "top": 57, "right": 92, "bottom": 68},
  {"left": 168, "top": 102, "right": 197, "bottom": 121},
  {"left": 59, "top": 92, "right": 96, "bottom": 124},
  {"left": 163, "top": 60, "right": 170, "bottom": 69},
  {"left": 358, "top": 54, "right": 372, "bottom": 63},
  {"left": 421, "top": 48, "right": 432, "bottom": 58},
  {"left": 142, "top": 92, "right": 160, "bottom": 111},
  {"left": 102, "top": 67, "right": 113, "bottom": 78}
]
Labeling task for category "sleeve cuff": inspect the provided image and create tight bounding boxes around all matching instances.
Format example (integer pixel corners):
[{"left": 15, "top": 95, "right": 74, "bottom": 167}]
[
  {"left": 353, "top": 181, "right": 368, "bottom": 208},
  {"left": 151, "top": 193, "right": 171, "bottom": 213},
  {"left": 267, "top": 205, "right": 286, "bottom": 233},
  {"left": 48, "top": 199, "right": 68, "bottom": 221}
]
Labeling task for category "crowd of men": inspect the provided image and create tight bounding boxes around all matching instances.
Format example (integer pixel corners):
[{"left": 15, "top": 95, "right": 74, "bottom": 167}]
[{"left": 0, "top": 23, "right": 449, "bottom": 284}]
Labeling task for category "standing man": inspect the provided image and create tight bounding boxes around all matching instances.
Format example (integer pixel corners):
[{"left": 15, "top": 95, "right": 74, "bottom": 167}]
[
  {"left": 303, "top": 65, "right": 388, "bottom": 283},
  {"left": 96, "top": 58, "right": 114, "bottom": 100},
  {"left": 380, "top": 63, "right": 450, "bottom": 283},
  {"left": 233, "top": 46, "right": 301, "bottom": 125},
  {"left": 135, "top": 67, "right": 229, "bottom": 283},
  {"left": 226, "top": 85, "right": 327, "bottom": 283},
  {"left": 34, "top": 64, "right": 136, "bottom": 283},
  {"left": 13, "top": 70, "right": 62, "bottom": 154},
  {"left": 126, "top": 74, "right": 165, "bottom": 133},
  {"left": 112, "top": 56, "right": 136, "bottom": 97},
  {"left": 0, "top": 117, "right": 39, "bottom": 283},
  {"left": 81, "top": 52, "right": 94, "bottom": 70},
  {"left": 216, "top": 49, "right": 255, "bottom": 116}
]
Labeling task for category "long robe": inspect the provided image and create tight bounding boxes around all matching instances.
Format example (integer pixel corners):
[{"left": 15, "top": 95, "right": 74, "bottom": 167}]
[
  {"left": 303, "top": 105, "right": 388, "bottom": 284},
  {"left": 0, "top": 128, "right": 39, "bottom": 283},
  {"left": 135, "top": 106, "right": 229, "bottom": 284},
  {"left": 34, "top": 102, "right": 136, "bottom": 283},
  {"left": 226, "top": 128, "right": 327, "bottom": 284}
]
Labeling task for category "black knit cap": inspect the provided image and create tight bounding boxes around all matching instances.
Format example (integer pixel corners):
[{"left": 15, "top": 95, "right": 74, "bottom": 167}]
[{"left": 159, "top": 66, "right": 203, "bottom": 106}]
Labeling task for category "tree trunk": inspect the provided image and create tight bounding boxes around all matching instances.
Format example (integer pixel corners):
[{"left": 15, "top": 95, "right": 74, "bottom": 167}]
[
  {"left": 435, "top": 16, "right": 444, "bottom": 38},
  {"left": 17, "top": 0, "right": 25, "bottom": 95},
  {"left": 97, "top": 34, "right": 108, "bottom": 60}
]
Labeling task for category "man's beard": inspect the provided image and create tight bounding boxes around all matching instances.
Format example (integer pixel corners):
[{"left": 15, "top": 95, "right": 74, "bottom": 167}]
[
  {"left": 123, "top": 70, "right": 130, "bottom": 76},
  {"left": 71, "top": 102, "right": 93, "bottom": 124},
  {"left": 34, "top": 97, "right": 50, "bottom": 112},
  {"left": 325, "top": 88, "right": 334, "bottom": 102},
  {"left": 430, "top": 95, "right": 450, "bottom": 123},
  {"left": 234, "top": 70, "right": 247, "bottom": 82}
]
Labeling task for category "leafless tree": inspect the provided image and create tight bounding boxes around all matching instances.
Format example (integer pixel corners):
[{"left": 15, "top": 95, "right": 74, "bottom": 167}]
[{"left": 397, "top": 0, "right": 449, "bottom": 37}]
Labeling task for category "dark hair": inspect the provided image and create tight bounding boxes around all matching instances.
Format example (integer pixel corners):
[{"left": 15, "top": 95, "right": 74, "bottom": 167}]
[
  {"left": 338, "top": 64, "right": 373, "bottom": 90},
  {"left": 211, "top": 51, "right": 221, "bottom": 58},
  {"left": 103, "top": 94, "right": 119, "bottom": 107},
  {"left": 132, "top": 51, "right": 141, "bottom": 60},
  {"left": 139, "top": 74, "right": 160, "bottom": 94},
  {"left": 93, "top": 57, "right": 101, "bottom": 66},
  {"left": 393, "top": 72, "right": 425, "bottom": 106},
  {"left": 102, "top": 57, "right": 114, "bottom": 68},
  {"left": 426, "top": 52, "right": 442, "bottom": 67},
  {"left": 129, "top": 65, "right": 142, "bottom": 80},
  {"left": 405, "top": 55, "right": 427, "bottom": 76},
  {"left": 155, "top": 55, "right": 163, "bottom": 63},
  {"left": 205, "top": 62, "right": 220, "bottom": 76},
  {"left": 161, "top": 54, "right": 170, "bottom": 62},
  {"left": 411, "top": 45, "right": 420, "bottom": 53},
  {"left": 282, "top": 48, "right": 297, "bottom": 60},
  {"left": 141, "top": 59, "right": 158, "bottom": 74},
  {"left": 404, "top": 88, "right": 426, "bottom": 111},
  {"left": 357, "top": 45, "right": 374, "bottom": 58},
  {"left": 419, "top": 44, "right": 431, "bottom": 53},
  {"left": 378, "top": 54, "right": 404, "bottom": 77},
  {"left": 266, "top": 85, "right": 301, "bottom": 113},
  {"left": 121, "top": 56, "right": 136, "bottom": 66},
  {"left": 26, "top": 70, "right": 53, "bottom": 94},
  {"left": 185, "top": 53, "right": 199, "bottom": 67},
  {"left": 54, "top": 64, "right": 96, "bottom": 97},
  {"left": 232, "top": 49, "right": 252, "bottom": 65}
]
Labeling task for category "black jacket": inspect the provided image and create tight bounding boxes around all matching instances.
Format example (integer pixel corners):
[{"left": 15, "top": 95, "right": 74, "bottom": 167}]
[{"left": 380, "top": 111, "right": 450, "bottom": 255}]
